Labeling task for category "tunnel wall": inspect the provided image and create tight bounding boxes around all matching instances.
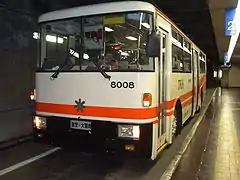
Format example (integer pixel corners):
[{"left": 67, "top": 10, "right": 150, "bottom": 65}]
[
  {"left": 0, "top": 1, "right": 38, "bottom": 145},
  {"left": 228, "top": 63, "right": 240, "bottom": 87},
  {"left": 0, "top": 0, "right": 76, "bottom": 146},
  {"left": 221, "top": 69, "right": 229, "bottom": 88},
  {"left": 220, "top": 63, "right": 240, "bottom": 88}
]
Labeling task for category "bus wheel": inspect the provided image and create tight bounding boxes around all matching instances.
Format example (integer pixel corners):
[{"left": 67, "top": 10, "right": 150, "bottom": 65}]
[
  {"left": 172, "top": 102, "right": 182, "bottom": 137},
  {"left": 196, "top": 91, "right": 203, "bottom": 113}
]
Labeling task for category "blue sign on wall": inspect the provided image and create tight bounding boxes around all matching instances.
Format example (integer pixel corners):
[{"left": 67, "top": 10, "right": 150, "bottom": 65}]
[{"left": 225, "top": 8, "right": 236, "bottom": 36}]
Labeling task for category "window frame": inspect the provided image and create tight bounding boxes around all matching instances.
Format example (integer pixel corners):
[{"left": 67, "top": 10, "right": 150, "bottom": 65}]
[
  {"left": 171, "top": 28, "right": 192, "bottom": 73},
  {"left": 37, "top": 10, "right": 156, "bottom": 73}
]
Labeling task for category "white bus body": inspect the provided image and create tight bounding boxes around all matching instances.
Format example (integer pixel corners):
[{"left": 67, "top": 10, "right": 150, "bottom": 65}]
[{"left": 33, "top": 1, "right": 206, "bottom": 160}]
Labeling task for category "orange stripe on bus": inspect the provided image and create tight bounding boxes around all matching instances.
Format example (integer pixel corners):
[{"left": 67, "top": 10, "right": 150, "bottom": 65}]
[
  {"left": 165, "top": 111, "right": 174, "bottom": 116},
  {"left": 36, "top": 102, "right": 158, "bottom": 120},
  {"left": 182, "top": 97, "right": 193, "bottom": 108},
  {"left": 179, "top": 91, "right": 192, "bottom": 102},
  {"left": 165, "top": 99, "right": 176, "bottom": 110},
  {"left": 153, "top": 120, "right": 159, "bottom": 124},
  {"left": 37, "top": 75, "right": 206, "bottom": 119}
]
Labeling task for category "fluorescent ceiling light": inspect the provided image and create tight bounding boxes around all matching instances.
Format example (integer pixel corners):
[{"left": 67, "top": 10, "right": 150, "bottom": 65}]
[
  {"left": 70, "top": 49, "right": 89, "bottom": 60},
  {"left": 46, "top": 35, "right": 64, "bottom": 44},
  {"left": 83, "top": 53, "right": 89, "bottom": 60},
  {"left": 213, "top": 70, "right": 217, "bottom": 78},
  {"left": 227, "top": 1, "right": 240, "bottom": 62},
  {"left": 105, "top": 27, "right": 114, "bottom": 32},
  {"left": 125, "top": 36, "right": 138, "bottom": 41},
  {"left": 70, "top": 49, "right": 80, "bottom": 58},
  {"left": 33, "top": 32, "right": 39, "bottom": 39},
  {"left": 120, "top": 51, "right": 129, "bottom": 56},
  {"left": 172, "top": 37, "right": 182, "bottom": 48},
  {"left": 33, "top": 32, "right": 64, "bottom": 44},
  {"left": 57, "top": 37, "right": 64, "bottom": 44},
  {"left": 218, "top": 69, "right": 223, "bottom": 78},
  {"left": 141, "top": 23, "right": 150, "bottom": 29},
  {"left": 46, "top": 35, "right": 57, "bottom": 43},
  {"left": 180, "top": 62, "right": 183, "bottom": 68}
]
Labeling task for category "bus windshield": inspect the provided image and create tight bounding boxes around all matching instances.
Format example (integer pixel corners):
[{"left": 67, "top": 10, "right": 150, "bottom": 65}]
[{"left": 39, "top": 11, "right": 154, "bottom": 72}]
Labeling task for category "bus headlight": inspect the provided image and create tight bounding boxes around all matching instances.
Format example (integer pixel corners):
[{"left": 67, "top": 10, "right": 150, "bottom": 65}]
[
  {"left": 30, "top": 89, "right": 36, "bottom": 100},
  {"left": 118, "top": 125, "right": 140, "bottom": 139},
  {"left": 33, "top": 116, "right": 47, "bottom": 130}
]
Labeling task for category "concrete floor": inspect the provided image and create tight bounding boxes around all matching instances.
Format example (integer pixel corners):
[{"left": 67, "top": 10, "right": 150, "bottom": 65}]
[
  {"left": 171, "top": 88, "right": 240, "bottom": 180},
  {"left": 1, "top": 88, "right": 236, "bottom": 180}
]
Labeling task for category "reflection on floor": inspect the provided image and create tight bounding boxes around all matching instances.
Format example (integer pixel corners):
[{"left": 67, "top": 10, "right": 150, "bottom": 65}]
[{"left": 171, "top": 88, "right": 240, "bottom": 180}]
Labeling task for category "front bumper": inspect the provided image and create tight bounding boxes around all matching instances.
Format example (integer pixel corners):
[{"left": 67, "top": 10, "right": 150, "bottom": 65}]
[{"left": 33, "top": 116, "right": 153, "bottom": 158}]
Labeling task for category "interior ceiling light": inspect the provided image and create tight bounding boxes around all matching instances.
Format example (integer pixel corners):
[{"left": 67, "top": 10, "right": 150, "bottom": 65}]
[
  {"left": 227, "top": 0, "right": 240, "bottom": 62},
  {"left": 33, "top": 32, "right": 64, "bottom": 44},
  {"left": 70, "top": 48, "right": 80, "bottom": 58},
  {"left": 120, "top": 51, "right": 129, "bottom": 56},
  {"left": 83, "top": 53, "right": 89, "bottom": 60},
  {"left": 141, "top": 23, "right": 150, "bottom": 29},
  {"left": 46, "top": 35, "right": 64, "bottom": 44},
  {"left": 105, "top": 27, "right": 114, "bottom": 32},
  {"left": 33, "top": 32, "right": 39, "bottom": 39},
  {"left": 125, "top": 36, "right": 138, "bottom": 41}
]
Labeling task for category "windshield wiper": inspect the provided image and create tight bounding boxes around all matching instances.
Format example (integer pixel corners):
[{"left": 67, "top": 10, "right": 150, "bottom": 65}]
[
  {"left": 50, "top": 59, "right": 73, "bottom": 80},
  {"left": 92, "top": 59, "right": 111, "bottom": 81},
  {"left": 49, "top": 50, "right": 111, "bottom": 81}
]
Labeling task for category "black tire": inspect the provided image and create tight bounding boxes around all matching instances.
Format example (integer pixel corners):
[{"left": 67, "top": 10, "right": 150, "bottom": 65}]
[
  {"left": 196, "top": 90, "right": 203, "bottom": 113},
  {"left": 173, "top": 101, "right": 182, "bottom": 137},
  {"left": 176, "top": 102, "right": 182, "bottom": 135}
]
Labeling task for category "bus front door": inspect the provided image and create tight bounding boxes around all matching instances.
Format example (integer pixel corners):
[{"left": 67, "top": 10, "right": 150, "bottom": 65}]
[
  {"left": 157, "top": 30, "right": 167, "bottom": 149},
  {"left": 192, "top": 50, "right": 199, "bottom": 115}
]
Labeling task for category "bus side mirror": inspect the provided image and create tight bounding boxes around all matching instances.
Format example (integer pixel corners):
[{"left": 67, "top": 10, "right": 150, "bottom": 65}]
[
  {"left": 225, "top": 62, "right": 232, "bottom": 67},
  {"left": 220, "top": 62, "right": 232, "bottom": 69},
  {"left": 146, "top": 30, "right": 160, "bottom": 57}
]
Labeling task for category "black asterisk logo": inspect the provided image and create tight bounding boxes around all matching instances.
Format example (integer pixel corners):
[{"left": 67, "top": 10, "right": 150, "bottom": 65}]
[{"left": 74, "top": 98, "right": 86, "bottom": 112}]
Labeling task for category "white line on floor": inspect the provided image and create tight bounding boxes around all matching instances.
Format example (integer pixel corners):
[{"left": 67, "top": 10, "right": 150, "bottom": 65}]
[
  {"left": 222, "top": 108, "right": 240, "bottom": 111},
  {"left": 231, "top": 108, "right": 240, "bottom": 111},
  {"left": 0, "top": 147, "right": 61, "bottom": 177},
  {"left": 159, "top": 88, "right": 218, "bottom": 180}
]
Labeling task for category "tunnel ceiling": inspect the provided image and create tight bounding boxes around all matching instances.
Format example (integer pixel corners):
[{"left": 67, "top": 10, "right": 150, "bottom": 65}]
[
  {"left": 34, "top": 0, "right": 219, "bottom": 65},
  {"left": 208, "top": 0, "right": 240, "bottom": 64}
]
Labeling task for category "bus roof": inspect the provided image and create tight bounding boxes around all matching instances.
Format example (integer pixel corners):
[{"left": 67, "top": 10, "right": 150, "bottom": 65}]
[{"left": 38, "top": 1, "right": 155, "bottom": 23}]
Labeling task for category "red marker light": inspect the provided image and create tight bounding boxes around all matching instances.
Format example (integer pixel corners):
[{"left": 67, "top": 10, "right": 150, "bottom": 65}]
[{"left": 114, "top": 45, "right": 121, "bottom": 50}]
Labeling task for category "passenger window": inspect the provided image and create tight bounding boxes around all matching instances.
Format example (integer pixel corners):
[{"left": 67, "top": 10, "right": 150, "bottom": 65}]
[
  {"left": 183, "top": 51, "right": 191, "bottom": 73},
  {"left": 200, "top": 60, "right": 205, "bottom": 73},
  {"left": 172, "top": 44, "right": 183, "bottom": 72}
]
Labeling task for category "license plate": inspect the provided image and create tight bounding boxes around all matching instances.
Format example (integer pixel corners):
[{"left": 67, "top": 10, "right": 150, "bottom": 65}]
[{"left": 70, "top": 120, "right": 91, "bottom": 131}]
